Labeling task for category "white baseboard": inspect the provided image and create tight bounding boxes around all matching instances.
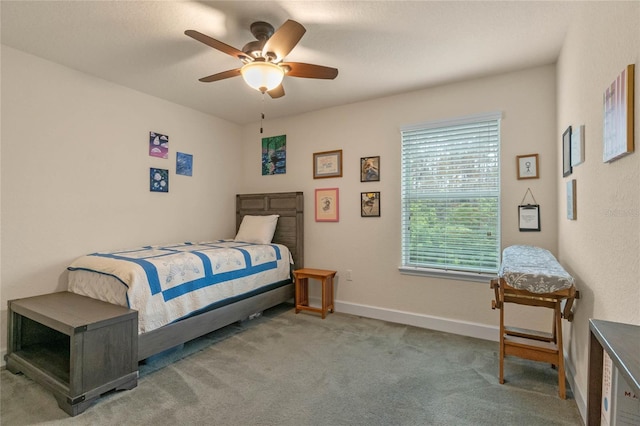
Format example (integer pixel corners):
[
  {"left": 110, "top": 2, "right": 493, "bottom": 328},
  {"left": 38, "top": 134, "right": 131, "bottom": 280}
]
[
  {"left": 332, "top": 299, "right": 500, "bottom": 342},
  {"left": 563, "top": 349, "right": 587, "bottom": 423}
]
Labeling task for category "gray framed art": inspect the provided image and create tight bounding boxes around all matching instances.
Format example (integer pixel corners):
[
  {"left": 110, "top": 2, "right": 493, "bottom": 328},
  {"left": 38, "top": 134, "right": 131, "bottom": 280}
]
[{"left": 563, "top": 126, "right": 572, "bottom": 177}]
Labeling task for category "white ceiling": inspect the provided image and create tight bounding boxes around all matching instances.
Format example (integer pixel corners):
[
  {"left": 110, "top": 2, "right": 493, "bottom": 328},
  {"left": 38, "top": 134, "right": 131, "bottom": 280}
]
[{"left": 1, "top": 1, "right": 584, "bottom": 125}]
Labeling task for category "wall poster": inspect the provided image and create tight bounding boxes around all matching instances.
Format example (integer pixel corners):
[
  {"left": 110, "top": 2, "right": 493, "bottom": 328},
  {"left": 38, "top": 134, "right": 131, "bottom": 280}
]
[
  {"left": 262, "top": 134, "right": 286, "bottom": 175},
  {"left": 603, "top": 64, "right": 635, "bottom": 162},
  {"left": 150, "top": 168, "right": 169, "bottom": 192},
  {"left": 149, "top": 131, "right": 169, "bottom": 159}
]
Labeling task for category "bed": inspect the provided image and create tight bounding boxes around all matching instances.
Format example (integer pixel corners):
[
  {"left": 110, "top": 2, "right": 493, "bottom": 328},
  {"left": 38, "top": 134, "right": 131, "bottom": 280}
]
[
  {"left": 67, "top": 191, "right": 303, "bottom": 361},
  {"left": 490, "top": 245, "right": 579, "bottom": 399}
]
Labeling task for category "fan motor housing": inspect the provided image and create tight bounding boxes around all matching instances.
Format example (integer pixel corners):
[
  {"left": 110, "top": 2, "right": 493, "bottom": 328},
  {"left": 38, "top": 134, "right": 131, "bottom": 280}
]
[
  {"left": 243, "top": 21, "right": 275, "bottom": 59},
  {"left": 250, "top": 21, "right": 274, "bottom": 41}
]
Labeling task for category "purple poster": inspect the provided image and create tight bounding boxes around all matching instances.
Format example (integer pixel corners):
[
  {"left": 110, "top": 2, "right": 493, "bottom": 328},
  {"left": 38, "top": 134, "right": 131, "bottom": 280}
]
[{"left": 149, "top": 131, "right": 169, "bottom": 159}]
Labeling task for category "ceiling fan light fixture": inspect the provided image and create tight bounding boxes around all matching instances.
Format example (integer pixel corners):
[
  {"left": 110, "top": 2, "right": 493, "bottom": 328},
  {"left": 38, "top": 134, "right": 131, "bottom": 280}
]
[{"left": 240, "top": 61, "right": 284, "bottom": 93}]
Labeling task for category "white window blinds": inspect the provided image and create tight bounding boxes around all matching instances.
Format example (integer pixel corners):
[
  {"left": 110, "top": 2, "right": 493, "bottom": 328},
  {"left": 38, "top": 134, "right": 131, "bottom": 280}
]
[{"left": 400, "top": 112, "right": 501, "bottom": 276}]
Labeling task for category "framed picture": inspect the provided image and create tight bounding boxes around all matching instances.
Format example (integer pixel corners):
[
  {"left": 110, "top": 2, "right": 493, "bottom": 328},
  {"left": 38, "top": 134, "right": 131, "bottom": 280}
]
[
  {"left": 150, "top": 168, "right": 169, "bottom": 192},
  {"left": 313, "top": 150, "right": 342, "bottom": 179},
  {"left": 603, "top": 64, "right": 635, "bottom": 163},
  {"left": 361, "top": 192, "right": 380, "bottom": 217},
  {"left": 571, "top": 125, "right": 585, "bottom": 167},
  {"left": 518, "top": 204, "right": 540, "bottom": 231},
  {"left": 563, "top": 126, "right": 573, "bottom": 177},
  {"left": 360, "top": 156, "right": 380, "bottom": 182},
  {"left": 567, "top": 179, "right": 577, "bottom": 220},
  {"left": 176, "top": 152, "right": 193, "bottom": 176},
  {"left": 516, "top": 154, "right": 539, "bottom": 179},
  {"left": 315, "top": 188, "right": 339, "bottom": 222}
]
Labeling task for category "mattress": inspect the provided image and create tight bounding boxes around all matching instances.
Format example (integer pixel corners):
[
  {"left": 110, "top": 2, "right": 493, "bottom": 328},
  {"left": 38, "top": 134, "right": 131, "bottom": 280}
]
[
  {"left": 498, "top": 245, "right": 574, "bottom": 294},
  {"left": 68, "top": 240, "right": 293, "bottom": 333}
]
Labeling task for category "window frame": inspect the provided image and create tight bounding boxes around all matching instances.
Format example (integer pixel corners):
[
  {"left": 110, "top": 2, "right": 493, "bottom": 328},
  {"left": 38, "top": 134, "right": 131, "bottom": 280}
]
[{"left": 399, "top": 111, "right": 502, "bottom": 282}]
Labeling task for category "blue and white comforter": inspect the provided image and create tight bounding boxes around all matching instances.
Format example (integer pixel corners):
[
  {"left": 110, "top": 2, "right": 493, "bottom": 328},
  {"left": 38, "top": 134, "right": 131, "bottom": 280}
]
[
  {"left": 498, "top": 245, "right": 574, "bottom": 294},
  {"left": 68, "top": 240, "right": 292, "bottom": 333}
]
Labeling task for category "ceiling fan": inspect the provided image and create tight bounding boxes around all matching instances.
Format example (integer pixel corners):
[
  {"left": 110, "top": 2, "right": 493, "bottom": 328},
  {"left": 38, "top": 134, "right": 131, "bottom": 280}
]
[{"left": 185, "top": 20, "right": 338, "bottom": 98}]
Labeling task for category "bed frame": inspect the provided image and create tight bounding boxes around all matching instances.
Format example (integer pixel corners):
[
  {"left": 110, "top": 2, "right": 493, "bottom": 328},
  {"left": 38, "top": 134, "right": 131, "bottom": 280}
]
[{"left": 137, "top": 191, "right": 303, "bottom": 360}]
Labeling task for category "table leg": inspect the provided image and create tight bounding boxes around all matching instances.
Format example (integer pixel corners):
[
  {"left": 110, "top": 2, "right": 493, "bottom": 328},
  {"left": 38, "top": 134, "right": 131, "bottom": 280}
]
[{"left": 295, "top": 277, "right": 309, "bottom": 314}]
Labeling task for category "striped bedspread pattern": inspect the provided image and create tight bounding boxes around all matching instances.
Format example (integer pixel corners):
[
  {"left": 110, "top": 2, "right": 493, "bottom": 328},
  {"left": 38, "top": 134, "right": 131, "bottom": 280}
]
[{"left": 68, "top": 240, "right": 291, "bottom": 333}]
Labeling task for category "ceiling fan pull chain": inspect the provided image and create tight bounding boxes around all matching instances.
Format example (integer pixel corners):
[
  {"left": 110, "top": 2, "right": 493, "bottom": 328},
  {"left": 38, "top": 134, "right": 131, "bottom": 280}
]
[{"left": 260, "top": 92, "right": 266, "bottom": 134}]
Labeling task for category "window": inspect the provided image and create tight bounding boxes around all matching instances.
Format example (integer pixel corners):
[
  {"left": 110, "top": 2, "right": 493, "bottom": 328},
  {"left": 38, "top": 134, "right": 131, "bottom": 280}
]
[{"left": 400, "top": 112, "right": 501, "bottom": 281}]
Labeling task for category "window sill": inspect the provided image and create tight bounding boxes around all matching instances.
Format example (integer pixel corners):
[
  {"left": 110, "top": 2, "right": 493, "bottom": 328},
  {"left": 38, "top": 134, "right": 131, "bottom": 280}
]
[{"left": 398, "top": 266, "right": 496, "bottom": 283}]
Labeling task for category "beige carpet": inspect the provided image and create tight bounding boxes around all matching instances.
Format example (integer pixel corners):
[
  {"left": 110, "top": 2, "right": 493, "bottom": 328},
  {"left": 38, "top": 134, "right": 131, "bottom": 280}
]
[{"left": 1, "top": 304, "right": 583, "bottom": 425}]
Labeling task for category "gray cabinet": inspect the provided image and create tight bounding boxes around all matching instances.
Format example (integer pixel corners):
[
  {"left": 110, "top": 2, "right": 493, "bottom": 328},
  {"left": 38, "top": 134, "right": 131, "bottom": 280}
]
[
  {"left": 5, "top": 291, "right": 138, "bottom": 416},
  {"left": 587, "top": 319, "right": 640, "bottom": 425}
]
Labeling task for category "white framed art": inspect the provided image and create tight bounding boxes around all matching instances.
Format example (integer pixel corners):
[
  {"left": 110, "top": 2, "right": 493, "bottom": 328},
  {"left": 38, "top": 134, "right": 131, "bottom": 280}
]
[
  {"left": 516, "top": 154, "right": 539, "bottom": 179},
  {"left": 571, "top": 125, "right": 585, "bottom": 167},
  {"left": 567, "top": 179, "right": 577, "bottom": 220}
]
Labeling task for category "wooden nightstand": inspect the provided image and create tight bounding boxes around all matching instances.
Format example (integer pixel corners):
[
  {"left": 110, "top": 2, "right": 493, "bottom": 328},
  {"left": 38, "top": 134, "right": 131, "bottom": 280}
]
[
  {"left": 5, "top": 291, "right": 138, "bottom": 416},
  {"left": 293, "top": 268, "right": 337, "bottom": 319}
]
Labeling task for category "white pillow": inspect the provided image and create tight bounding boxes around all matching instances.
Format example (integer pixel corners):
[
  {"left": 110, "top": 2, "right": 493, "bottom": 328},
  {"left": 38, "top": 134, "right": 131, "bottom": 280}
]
[{"left": 234, "top": 215, "right": 279, "bottom": 244}]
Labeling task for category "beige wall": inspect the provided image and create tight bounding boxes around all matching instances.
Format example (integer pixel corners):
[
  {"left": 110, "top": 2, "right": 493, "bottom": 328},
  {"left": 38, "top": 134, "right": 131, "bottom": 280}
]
[
  {"left": 239, "top": 64, "right": 559, "bottom": 337},
  {"left": 556, "top": 1, "right": 640, "bottom": 417},
  {"left": 0, "top": 46, "right": 243, "bottom": 353}
]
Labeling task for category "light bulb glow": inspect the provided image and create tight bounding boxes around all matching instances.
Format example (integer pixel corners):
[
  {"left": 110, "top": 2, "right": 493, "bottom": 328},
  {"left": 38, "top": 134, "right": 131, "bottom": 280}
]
[{"left": 240, "top": 62, "right": 284, "bottom": 93}]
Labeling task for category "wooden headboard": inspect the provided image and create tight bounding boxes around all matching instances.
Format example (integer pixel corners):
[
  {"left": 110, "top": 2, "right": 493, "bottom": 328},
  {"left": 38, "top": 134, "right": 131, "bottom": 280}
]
[{"left": 236, "top": 192, "right": 304, "bottom": 269}]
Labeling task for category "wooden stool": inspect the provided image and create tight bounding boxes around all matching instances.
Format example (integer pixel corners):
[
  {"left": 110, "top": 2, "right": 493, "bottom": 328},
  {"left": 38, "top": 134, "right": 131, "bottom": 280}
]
[
  {"left": 294, "top": 268, "right": 336, "bottom": 319},
  {"left": 491, "top": 278, "right": 579, "bottom": 399}
]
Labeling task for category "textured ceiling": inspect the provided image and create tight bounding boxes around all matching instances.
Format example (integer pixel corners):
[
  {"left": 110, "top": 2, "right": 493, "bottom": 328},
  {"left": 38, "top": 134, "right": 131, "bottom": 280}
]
[{"left": 1, "top": 1, "right": 584, "bottom": 125}]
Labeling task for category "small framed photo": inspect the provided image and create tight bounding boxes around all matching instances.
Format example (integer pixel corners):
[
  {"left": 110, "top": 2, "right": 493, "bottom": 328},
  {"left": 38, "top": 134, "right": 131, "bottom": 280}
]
[
  {"left": 567, "top": 179, "right": 577, "bottom": 220},
  {"left": 361, "top": 192, "right": 380, "bottom": 217},
  {"left": 516, "top": 154, "right": 539, "bottom": 179},
  {"left": 313, "top": 150, "right": 343, "bottom": 179},
  {"left": 563, "top": 126, "right": 573, "bottom": 177},
  {"left": 315, "top": 188, "right": 339, "bottom": 222},
  {"left": 518, "top": 204, "right": 540, "bottom": 231},
  {"left": 360, "top": 156, "right": 380, "bottom": 182}
]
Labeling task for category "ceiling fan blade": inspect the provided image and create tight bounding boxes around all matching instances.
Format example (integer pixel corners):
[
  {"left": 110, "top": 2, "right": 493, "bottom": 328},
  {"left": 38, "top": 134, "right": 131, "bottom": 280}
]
[
  {"left": 268, "top": 84, "right": 285, "bottom": 99},
  {"left": 185, "top": 30, "right": 250, "bottom": 61},
  {"left": 281, "top": 62, "right": 338, "bottom": 79},
  {"left": 198, "top": 68, "right": 242, "bottom": 83},
  {"left": 262, "top": 20, "right": 306, "bottom": 61}
]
